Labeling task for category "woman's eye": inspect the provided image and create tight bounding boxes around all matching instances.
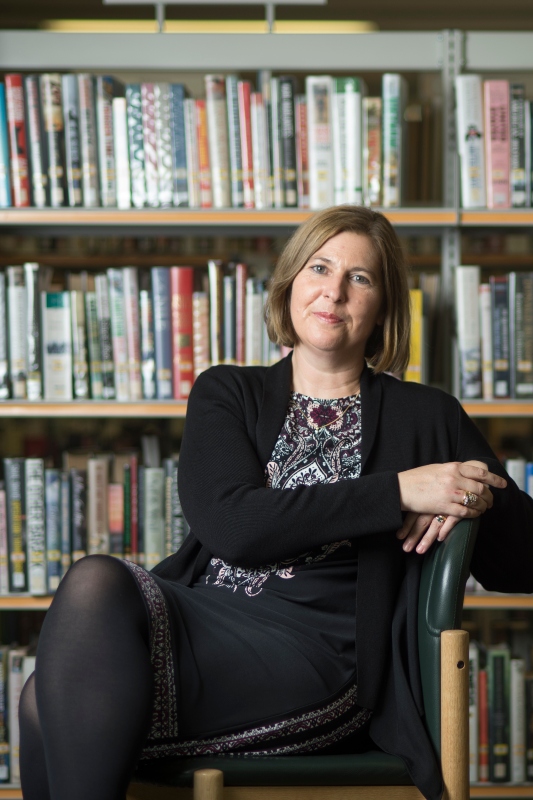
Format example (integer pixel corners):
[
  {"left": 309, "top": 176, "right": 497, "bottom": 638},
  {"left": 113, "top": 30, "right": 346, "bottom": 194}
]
[
  {"left": 311, "top": 264, "right": 327, "bottom": 274},
  {"left": 351, "top": 273, "right": 370, "bottom": 284}
]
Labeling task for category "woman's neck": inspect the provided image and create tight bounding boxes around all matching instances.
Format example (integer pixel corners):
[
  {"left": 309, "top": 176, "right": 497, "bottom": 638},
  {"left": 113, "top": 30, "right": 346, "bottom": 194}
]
[{"left": 290, "top": 347, "right": 364, "bottom": 399}]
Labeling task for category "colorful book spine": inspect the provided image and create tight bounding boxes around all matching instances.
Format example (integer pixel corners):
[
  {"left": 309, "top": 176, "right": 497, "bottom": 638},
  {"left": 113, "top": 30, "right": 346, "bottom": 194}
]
[
  {"left": 238, "top": 81, "right": 255, "bottom": 209},
  {"left": 0, "top": 87, "right": 11, "bottom": 208},
  {"left": 251, "top": 92, "right": 272, "bottom": 209},
  {"left": 24, "top": 262, "right": 42, "bottom": 401},
  {"left": 169, "top": 83, "right": 188, "bottom": 207},
  {"left": 192, "top": 291, "right": 211, "bottom": 378},
  {"left": 195, "top": 99, "right": 212, "bottom": 208},
  {"left": 208, "top": 260, "right": 224, "bottom": 367},
  {"left": 154, "top": 82, "right": 173, "bottom": 207},
  {"left": 295, "top": 94, "right": 310, "bottom": 208},
  {"left": 107, "top": 268, "right": 129, "bottom": 401},
  {"left": 363, "top": 97, "right": 382, "bottom": 206},
  {"left": 509, "top": 271, "right": 533, "bottom": 399},
  {"left": 469, "top": 642, "right": 480, "bottom": 783},
  {"left": 279, "top": 76, "right": 298, "bottom": 208},
  {"left": 223, "top": 275, "right": 236, "bottom": 365},
  {"left": 510, "top": 657, "right": 526, "bottom": 783},
  {"left": 77, "top": 74, "right": 99, "bottom": 208},
  {"left": 484, "top": 80, "right": 511, "bottom": 209},
  {"left": 225, "top": 75, "right": 244, "bottom": 208},
  {"left": 205, "top": 74, "right": 231, "bottom": 208},
  {"left": 0, "top": 647, "right": 9, "bottom": 781},
  {"left": 141, "top": 83, "right": 159, "bottom": 207},
  {"left": 270, "top": 77, "right": 284, "bottom": 209},
  {"left": 332, "top": 77, "right": 364, "bottom": 206},
  {"left": 95, "top": 75, "right": 118, "bottom": 207},
  {"left": 87, "top": 457, "right": 109, "bottom": 555},
  {"left": 455, "top": 75, "right": 486, "bottom": 209},
  {"left": 6, "top": 266, "right": 27, "bottom": 400},
  {"left": 144, "top": 467, "right": 164, "bottom": 571},
  {"left": 170, "top": 266, "right": 194, "bottom": 400},
  {"left": 488, "top": 647, "right": 510, "bottom": 782},
  {"left": 479, "top": 668, "right": 489, "bottom": 781},
  {"left": 455, "top": 265, "right": 482, "bottom": 399},
  {"left": 183, "top": 98, "right": 200, "bottom": 208},
  {"left": 151, "top": 267, "right": 173, "bottom": 399},
  {"left": 41, "top": 291, "right": 73, "bottom": 401},
  {"left": 0, "top": 485, "right": 9, "bottom": 594},
  {"left": 125, "top": 84, "right": 146, "bottom": 209},
  {"left": 44, "top": 467, "right": 61, "bottom": 593},
  {"left": 24, "top": 75, "right": 48, "bottom": 207},
  {"left": 0, "top": 274, "right": 8, "bottom": 400},
  {"left": 139, "top": 287, "right": 156, "bottom": 400},
  {"left": 112, "top": 97, "right": 131, "bottom": 210},
  {"left": 405, "top": 288, "right": 425, "bottom": 384},
  {"left": 60, "top": 470, "right": 71, "bottom": 579},
  {"left": 137, "top": 464, "right": 145, "bottom": 565},
  {"left": 8, "top": 649, "right": 26, "bottom": 783},
  {"left": 95, "top": 274, "right": 116, "bottom": 399},
  {"left": 235, "top": 262, "right": 248, "bottom": 367},
  {"left": 70, "top": 289, "right": 89, "bottom": 399},
  {"left": 39, "top": 73, "right": 67, "bottom": 208},
  {"left": 122, "top": 267, "right": 142, "bottom": 400},
  {"left": 382, "top": 73, "right": 407, "bottom": 208},
  {"left": 510, "top": 83, "right": 527, "bottom": 208},
  {"left": 4, "top": 74, "right": 31, "bottom": 207},
  {"left": 70, "top": 468, "right": 87, "bottom": 562},
  {"left": 108, "top": 483, "right": 124, "bottom": 557},
  {"left": 129, "top": 453, "right": 139, "bottom": 563},
  {"left": 61, "top": 74, "right": 83, "bottom": 207},
  {"left": 123, "top": 464, "right": 132, "bottom": 559},
  {"left": 490, "top": 274, "right": 511, "bottom": 399},
  {"left": 85, "top": 291, "right": 103, "bottom": 399},
  {"left": 306, "top": 75, "right": 334, "bottom": 209},
  {"left": 3, "top": 458, "right": 27, "bottom": 592},
  {"left": 163, "top": 458, "right": 188, "bottom": 556},
  {"left": 25, "top": 458, "right": 46, "bottom": 596},
  {"left": 479, "top": 283, "right": 493, "bottom": 401}
]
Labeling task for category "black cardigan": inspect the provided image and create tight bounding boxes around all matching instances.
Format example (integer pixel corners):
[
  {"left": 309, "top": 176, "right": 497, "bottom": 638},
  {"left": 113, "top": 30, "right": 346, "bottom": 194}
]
[{"left": 152, "top": 354, "right": 533, "bottom": 799}]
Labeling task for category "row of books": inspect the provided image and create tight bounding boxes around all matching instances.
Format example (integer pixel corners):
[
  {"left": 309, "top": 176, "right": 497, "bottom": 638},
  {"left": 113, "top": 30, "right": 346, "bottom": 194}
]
[
  {"left": 0, "top": 71, "right": 410, "bottom": 210},
  {"left": 0, "top": 645, "right": 35, "bottom": 785},
  {"left": 0, "top": 445, "right": 189, "bottom": 596},
  {"left": 456, "top": 76, "right": 533, "bottom": 209},
  {"left": 454, "top": 266, "right": 533, "bottom": 400},
  {"left": 0, "top": 262, "right": 282, "bottom": 402},
  {"left": 469, "top": 641, "right": 533, "bottom": 784}
]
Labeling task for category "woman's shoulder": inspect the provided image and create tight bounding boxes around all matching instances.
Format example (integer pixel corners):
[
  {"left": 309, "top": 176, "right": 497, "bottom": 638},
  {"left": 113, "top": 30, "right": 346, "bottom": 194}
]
[
  {"left": 377, "top": 371, "right": 462, "bottom": 411},
  {"left": 190, "top": 363, "right": 271, "bottom": 406}
]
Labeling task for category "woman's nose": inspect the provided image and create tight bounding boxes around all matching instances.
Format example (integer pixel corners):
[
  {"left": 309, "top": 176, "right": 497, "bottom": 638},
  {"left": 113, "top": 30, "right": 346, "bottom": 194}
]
[{"left": 324, "top": 277, "right": 345, "bottom": 300}]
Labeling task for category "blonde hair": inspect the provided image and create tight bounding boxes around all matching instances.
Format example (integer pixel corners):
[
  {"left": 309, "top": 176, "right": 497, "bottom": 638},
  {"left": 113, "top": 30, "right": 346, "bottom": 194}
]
[{"left": 265, "top": 205, "right": 411, "bottom": 374}]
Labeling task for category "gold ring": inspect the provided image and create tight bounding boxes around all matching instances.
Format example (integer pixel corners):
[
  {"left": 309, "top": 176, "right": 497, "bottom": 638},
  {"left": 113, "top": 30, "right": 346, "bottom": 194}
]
[
  {"left": 436, "top": 515, "right": 447, "bottom": 524},
  {"left": 462, "top": 491, "right": 477, "bottom": 507}
]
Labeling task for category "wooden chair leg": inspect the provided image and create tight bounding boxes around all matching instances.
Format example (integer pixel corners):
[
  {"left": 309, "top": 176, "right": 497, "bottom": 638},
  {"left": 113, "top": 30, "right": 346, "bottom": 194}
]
[
  {"left": 440, "top": 629, "right": 469, "bottom": 800},
  {"left": 193, "top": 768, "right": 224, "bottom": 800}
]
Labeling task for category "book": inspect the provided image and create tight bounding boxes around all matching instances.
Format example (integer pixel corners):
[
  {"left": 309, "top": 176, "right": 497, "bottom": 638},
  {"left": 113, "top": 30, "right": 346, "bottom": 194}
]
[
  {"left": 0, "top": 86, "right": 11, "bottom": 208},
  {"left": 43, "top": 467, "right": 61, "bottom": 592},
  {"left": 151, "top": 267, "right": 173, "bottom": 399},
  {"left": 223, "top": 275, "right": 236, "bottom": 365},
  {"left": 25, "top": 458, "right": 46, "bottom": 596},
  {"left": 137, "top": 464, "right": 145, "bottom": 565},
  {"left": 484, "top": 80, "right": 511, "bottom": 209},
  {"left": 60, "top": 470, "right": 71, "bottom": 579},
  {"left": 479, "top": 668, "right": 489, "bottom": 781},
  {"left": 490, "top": 274, "right": 511, "bottom": 399},
  {"left": 306, "top": 75, "right": 334, "bottom": 209},
  {"left": 139, "top": 286, "right": 156, "bottom": 400},
  {"left": 245, "top": 277, "right": 264, "bottom": 366},
  {"left": 455, "top": 75, "right": 486, "bottom": 209},
  {"left": 6, "top": 266, "right": 27, "bottom": 400},
  {"left": 24, "top": 262, "right": 43, "bottom": 401},
  {"left": 61, "top": 74, "right": 83, "bottom": 207},
  {"left": 95, "top": 273, "right": 116, "bottom": 399},
  {"left": 107, "top": 268, "right": 129, "bottom": 401},
  {"left": 170, "top": 266, "right": 194, "bottom": 400},
  {"left": 205, "top": 75, "right": 231, "bottom": 208},
  {"left": 3, "top": 458, "right": 27, "bottom": 592},
  {"left": 196, "top": 99, "right": 213, "bottom": 208},
  {"left": 0, "top": 485, "right": 9, "bottom": 595},
  {"left": 108, "top": 482, "right": 124, "bottom": 557},
  {"left": 479, "top": 283, "right": 493, "bottom": 401},
  {"left": 405, "top": 288, "right": 426, "bottom": 384},
  {"left": 0, "top": 647, "right": 9, "bottom": 782},
  {"left": 382, "top": 73, "right": 408, "bottom": 208},
  {"left": 510, "top": 657, "right": 526, "bottom": 782},
  {"left": 128, "top": 453, "right": 139, "bottom": 563},
  {"left": 235, "top": 262, "right": 248, "bottom": 367},
  {"left": 70, "top": 467, "right": 87, "bottom": 563},
  {"left": 122, "top": 266, "right": 142, "bottom": 400},
  {"left": 77, "top": 74, "right": 99, "bottom": 208},
  {"left": 163, "top": 457, "right": 188, "bottom": 557},
  {"left": 225, "top": 75, "right": 244, "bottom": 208},
  {"left": 363, "top": 97, "right": 382, "bottom": 206},
  {"left": 505, "top": 458, "right": 526, "bottom": 491},
  {"left": 125, "top": 84, "right": 147, "bottom": 209},
  {"left": 251, "top": 92, "right": 272, "bottom": 209},
  {"left": 510, "top": 83, "right": 527, "bottom": 208},
  {"left": 8, "top": 648, "right": 27, "bottom": 783},
  {"left": 70, "top": 288, "right": 90, "bottom": 400},
  {"left": 183, "top": 97, "right": 200, "bottom": 208},
  {"left": 270, "top": 77, "right": 284, "bottom": 208},
  {"left": 280, "top": 76, "right": 298, "bottom": 207},
  {"left": 332, "top": 77, "right": 364, "bottom": 206},
  {"left": 169, "top": 83, "right": 188, "bottom": 207},
  {"left": 487, "top": 646, "right": 510, "bottom": 782},
  {"left": 154, "top": 82, "right": 173, "bottom": 207},
  {"left": 526, "top": 673, "right": 533, "bottom": 780},
  {"left": 0, "top": 273, "right": 8, "bottom": 400},
  {"left": 192, "top": 291, "right": 210, "bottom": 378},
  {"left": 208, "top": 260, "right": 224, "bottom": 367},
  {"left": 41, "top": 291, "right": 73, "bottom": 401},
  {"left": 141, "top": 83, "right": 159, "bottom": 207},
  {"left": 87, "top": 456, "right": 109, "bottom": 555},
  {"left": 469, "top": 641, "right": 480, "bottom": 783},
  {"left": 295, "top": 94, "right": 310, "bottom": 208},
  {"left": 112, "top": 97, "right": 131, "bottom": 210},
  {"left": 509, "top": 271, "right": 533, "bottom": 399},
  {"left": 85, "top": 289, "right": 103, "bottom": 399},
  {"left": 455, "top": 266, "right": 482, "bottom": 399},
  {"left": 95, "top": 75, "right": 119, "bottom": 207},
  {"left": 238, "top": 80, "right": 255, "bottom": 209},
  {"left": 4, "top": 74, "right": 31, "bottom": 207},
  {"left": 143, "top": 467, "right": 164, "bottom": 570},
  {"left": 40, "top": 73, "right": 67, "bottom": 207},
  {"left": 24, "top": 75, "right": 48, "bottom": 207}
]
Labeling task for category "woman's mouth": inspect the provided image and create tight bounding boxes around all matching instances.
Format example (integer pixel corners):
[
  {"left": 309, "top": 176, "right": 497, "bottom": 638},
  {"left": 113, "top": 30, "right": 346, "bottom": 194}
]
[{"left": 313, "top": 312, "right": 344, "bottom": 324}]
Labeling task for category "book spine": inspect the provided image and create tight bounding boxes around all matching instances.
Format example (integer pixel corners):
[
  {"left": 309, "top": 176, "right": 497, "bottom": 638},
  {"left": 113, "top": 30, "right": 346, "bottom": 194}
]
[
  {"left": 5, "top": 74, "right": 31, "bottom": 207},
  {"left": 69, "top": 289, "right": 89, "bottom": 400},
  {"left": 60, "top": 470, "right": 71, "bottom": 579},
  {"left": 24, "top": 76, "right": 48, "bottom": 208},
  {"left": 151, "top": 267, "right": 173, "bottom": 399},
  {"left": 183, "top": 98, "right": 200, "bottom": 208},
  {"left": 77, "top": 74, "right": 99, "bottom": 208},
  {"left": 87, "top": 458, "right": 109, "bottom": 555},
  {"left": 84, "top": 290, "right": 103, "bottom": 399},
  {"left": 125, "top": 84, "right": 146, "bottom": 209},
  {"left": 137, "top": 464, "right": 145, "bottom": 565},
  {"left": 70, "top": 468, "right": 87, "bottom": 562},
  {"left": 163, "top": 458, "right": 173, "bottom": 558},
  {"left": 0, "top": 648, "right": 9, "bottom": 782},
  {"left": 122, "top": 267, "right": 142, "bottom": 400},
  {"left": 280, "top": 76, "right": 298, "bottom": 207},
  {"left": 306, "top": 76, "right": 334, "bottom": 209},
  {"left": 223, "top": 275, "right": 236, "bottom": 365},
  {"left": 510, "top": 84, "right": 527, "bottom": 208},
  {"left": 25, "top": 458, "right": 46, "bottom": 596},
  {"left": 7, "top": 266, "right": 27, "bottom": 399},
  {"left": 455, "top": 75, "right": 486, "bottom": 209},
  {"left": 3, "top": 458, "right": 27, "bottom": 592},
  {"left": 345, "top": 78, "right": 364, "bottom": 205},
  {"left": 0, "top": 87, "right": 11, "bottom": 208},
  {"left": 208, "top": 260, "right": 224, "bottom": 366},
  {"left": 526, "top": 674, "right": 533, "bottom": 781},
  {"left": 95, "top": 273, "right": 116, "bottom": 399},
  {"left": 238, "top": 81, "right": 255, "bottom": 209},
  {"left": 295, "top": 95, "right": 309, "bottom": 208},
  {"left": 95, "top": 76, "right": 117, "bottom": 207},
  {"left": 479, "top": 668, "right": 489, "bottom": 781},
  {"left": 469, "top": 641, "right": 480, "bottom": 783},
  {"left": 488, "top": 648, "right": 510, "bottom": 782},
  {"left": 129, "top": 453, "right": 139, "bottom": 563},
  {"left": 510, "top": 271, "right": 533, "bottom": 398},
  {"left": 0, "top": 274, "right": 8, "bottom": 400},
  {"left": 490, "top": 274, "right": 511, "bottom": 399},
  {"left": 405, "top": 288, "right": 425, "bottom": 383},
  {"left": 41, "top": 291, "right": 73, "bottom": 401},
  {"left": 0, "top": 487, "right": 9, "bottom": 595},
  {"left": 455, "top": 265, "right": 482, "bottom": 399},
  {"left": 107, "top": 268, "right": 130, "bottom": 401},
  {"left": 141, "top": 83, "right": 159, "bottom": 207},
  {"left": 192, "top": 291, "right": 211, "bottom": 379},
  {"left": 8, "top": 650, "right": 26, "bottom": 783},
  {"left": 61, "top": 74, "right": 83, "bottom": 207},
  {"left": 363, "top": 97, "right": 382, "bottom": 206},
  {"left": 196, "top": 99, "right": 213, "bottom": 208},
  {"left": 245, "top": 278, "right": 264, "bottom": 366},
  {"left": 108, "top": 483, "right": 124, "bottom": 558},
  {"left": 143, "top": 467, "right": 164, "bottom": 571},
  {"left": 123, "top": 464, "right": 132, "bottom": 559},
  {"left": 225, "top": 75, "right": 244, "bottom": 208},
  {"left": 170, "top": 266, "right": 194, "bottom": 399},
  {"left": 139, "top": 288, "right": 156, "bottom": 400},
  {"left": 479, "top": 283, "right": 494, "bottom": 401},
  {"left": 484, "top": 80, "right": 511, "bottom": 209},
  {"left": 505, "top": 457, "right": 526, "bottom": 491},
  {"left": 112, "top": 97, "right": 131, "bottom": 210},
  {"left": 205, "top": 75, "right": 231, "bottom": 208},
  {"left": 40, "top": 73, "right": 67, "bottom": 208},
  {"left": 169, "top": 83, "right": 188, "bottom": 207},
  {"left": 163, "top": 458, "right": 187, "bottom": 556},
  {"left": 270, "top": 77, "right": 284, "bottom": 209},
  {"left": 44, "top": 467, "right": 61, "bottom": 593},
  {"left": 251, "top": 92, "right": 272, "bottom": 209},
  {"left": 235, "top": 262, "right": 248, "bottom": 367},
  {"left": 382, "top": 73, "right": 406, "bottom": 208},
  {"left": 332, "top": 77, "right": 348, "bottom": 206},
  {"left": 154, "top": 82, "right": 173, "bottom": 207},
  {"left": 24, "top": 262, "right": 42, "bottom": 401},
  {"left": 510, "top": 658, "right": 526, "bottom": 783}
]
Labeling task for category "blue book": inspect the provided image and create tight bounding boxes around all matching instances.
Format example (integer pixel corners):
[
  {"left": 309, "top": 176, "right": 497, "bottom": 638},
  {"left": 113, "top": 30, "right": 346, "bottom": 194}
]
[
  {"left": 526, "top": 462, "right": 533, "bottom": 499},
  {"left": 0, "top": 85, "right": 11, "bottom": 208},
  {"left": 169, "top": 83, "right": 188, "bottom": 207},
  {"left": 151, "top": 267, "right": 173, "bottom": 399},
  {"left": 45, "top": 468, "right": 62, "bottom": 593}
]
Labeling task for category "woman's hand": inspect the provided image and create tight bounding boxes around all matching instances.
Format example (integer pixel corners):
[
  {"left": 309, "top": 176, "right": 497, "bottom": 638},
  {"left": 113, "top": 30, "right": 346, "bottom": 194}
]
[{"left": 396, "top": 460, "right": 507, "bottom": 555}]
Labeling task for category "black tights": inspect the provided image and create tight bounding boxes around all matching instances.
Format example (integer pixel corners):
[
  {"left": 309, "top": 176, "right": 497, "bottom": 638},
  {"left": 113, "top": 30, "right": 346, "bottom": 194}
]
[{"left": 19, "top": 556, "right": 153, "bottom": 800}]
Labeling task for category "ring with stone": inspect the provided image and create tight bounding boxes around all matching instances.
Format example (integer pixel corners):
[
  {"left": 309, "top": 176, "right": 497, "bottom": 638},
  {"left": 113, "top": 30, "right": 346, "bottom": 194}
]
[
  {"left": 435, "top": 515, "right": 447, "bottom": 524},
  {"left": 462, "top": 491, "right": 478, "bottom": 507}
]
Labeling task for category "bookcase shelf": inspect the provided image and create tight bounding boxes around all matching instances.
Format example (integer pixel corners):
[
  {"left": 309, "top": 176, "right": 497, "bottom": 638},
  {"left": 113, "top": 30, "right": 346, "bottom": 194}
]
[
  {"left": 460, "top": 210, "right": 533, "bottom": 227},
  {"left": 464, "top": 594, "right": 533, "bottom": 609},
  {"left": 0, "top": 596, "right": 52, "bottom": 610},
  {"left": 461, "top": 401, "right": 533, "bottom": 418},
  {"left": 0, "top": 401, "right": 188, "bottom": 418}
]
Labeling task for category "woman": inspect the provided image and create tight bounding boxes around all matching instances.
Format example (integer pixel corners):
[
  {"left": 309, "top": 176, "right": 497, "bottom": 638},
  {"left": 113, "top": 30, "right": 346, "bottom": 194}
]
[{"left": 19, "top": 206, "right": 533, "bottom": 800}]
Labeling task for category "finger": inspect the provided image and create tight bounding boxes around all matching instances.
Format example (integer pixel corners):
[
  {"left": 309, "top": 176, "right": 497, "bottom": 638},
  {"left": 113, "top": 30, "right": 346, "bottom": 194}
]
[
  {"left": 413, "top": 517, "right": 443, "bottom": 554},
  {"left": 396, "top": 511, "right": 419, "bottom": 539},
  {"left": 401, "top": 514, "right": 434, "bottom": 552},
  {"left": 458, "top": 464, "right": 507, "bottom": 490},
  {"left": 437, "top": 515, "right": 460, "bottom": 541}
]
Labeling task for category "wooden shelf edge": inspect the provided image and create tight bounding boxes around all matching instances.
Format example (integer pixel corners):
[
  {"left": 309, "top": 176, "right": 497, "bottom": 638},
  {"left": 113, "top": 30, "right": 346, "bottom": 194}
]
[
  {"left": 461, "top": 400, "right": 533, "bottom": 417},
  {"left": 461, "top": 210, "right": 533, "bottom": 226},
  {"left": 0, "top": 596, "right": 52, "bottom": 609},
  {"left": 471, "top": 786, "right": 533, "bottom": 797},
  {"left": 0, "top": 401, "right": 188, "bottom": 418},
  {"left": 464, "top": 594, "right": 533, "bottom": 608}
]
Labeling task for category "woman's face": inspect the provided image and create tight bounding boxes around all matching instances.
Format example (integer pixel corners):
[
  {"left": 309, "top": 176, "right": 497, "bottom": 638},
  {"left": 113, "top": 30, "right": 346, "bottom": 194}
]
[{"left": 289, "top": 231, "right": 385, "bottom": 362}]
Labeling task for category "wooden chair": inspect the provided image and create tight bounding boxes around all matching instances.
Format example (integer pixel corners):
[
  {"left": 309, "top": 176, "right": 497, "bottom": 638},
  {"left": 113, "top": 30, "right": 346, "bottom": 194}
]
[{"left": 127, "top": 517, "right": 478, "bottom": 800}]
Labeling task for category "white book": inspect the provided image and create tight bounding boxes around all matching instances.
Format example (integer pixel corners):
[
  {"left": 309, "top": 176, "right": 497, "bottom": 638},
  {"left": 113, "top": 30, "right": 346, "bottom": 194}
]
[
  {"left": 107, "top": 268, "right": 129, "bottom": 401},
  {"left": 525, "top": 101, "right": 532, "bottom": 208},
  {"left": 112, "top": 97, "right": 131, "bottom": 210},
  {"left": 225, "top": 75, "right": 244, "bottom": 208},
  {"left": 184, "top": 98, "right": 200, "bottom": 208},
  {"left": 469, "top": 641, "right": 480, "bottom": 783},
  {"left": 7, "top": 265, "right": 27, "bottom": 399},
  {"left": 251, "top": 93, "right": 272, "bottom": 209},
  {"left": 41, "top": 292, "right": 73, "bottom": 401},
  {"left": 455, "top": 75, "right": 486, "bottom": 209},
  {"left": 510, "top": 658, "right": 526, "bottom": 783},
  {"left": 479, "top": 284, "right": 493, "bottom": 401},
  {"left": 122, "top": 267, "right": 142, "bottom": 400},
  {"left": 77, "top": 74, "right": 99, "bottom": 208},
  {"left": 25, "top": 458, "right": 46, "bottom": 596},
  {"left": 0, "top": 487, "right": 8, "bottom": 595},
  {"left": 70, "top": 289, "right": 89, "bottom": 400},
  {"left": 143, "top": 467, "right": 164, "bottom": 571},
  {"left": 382, "top": 73, "right": 408, "bottom": 208},
  {"left": 505, "top": 458, "right": 526, "bottom": 491},
  {"left": 306, "top": 75, "right": 334, "bottom": 209},
  {"left": 205, "top": 75, "right": 231, "bottom": 209},
  {"left": 245, "top": 278, "right": 264, "bottom": 366},
  {"left": 8, "top": 648, "right": 27, "bottom": 784},
  {"left": 87, "top": 456, "right": 110, "bottom": 555},
  {"left": 154, "top": 83, "right": 173, "bottom": 207},
  {"left": 139, "top": 289, "right": 156, "bottom": 400},
  {"left": 0, "top": 272, "right": 9, "bottom": 399},
  {"left": 24, "top": 262, "right": 43, "bottom": 401},
  {"left": 332, "top": 78, "right": 365, "bottom": 206},
  {"left": 454, "top": 266, "right": 482, "bottom": 399}
]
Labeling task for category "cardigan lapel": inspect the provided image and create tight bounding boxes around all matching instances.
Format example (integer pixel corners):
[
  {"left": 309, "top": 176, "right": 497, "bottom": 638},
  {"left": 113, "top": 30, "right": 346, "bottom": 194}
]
[
  {"left": 360, "top": 365, "right": 383, "bottom": 474},
  {"left": 256, "top": 352, "right": 293, "bottom": 467}
]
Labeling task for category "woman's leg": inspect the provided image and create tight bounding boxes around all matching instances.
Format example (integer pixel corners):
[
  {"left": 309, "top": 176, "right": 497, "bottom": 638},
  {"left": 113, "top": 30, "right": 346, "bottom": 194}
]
[
  {"left": 20, "top": 555, "right": 153, "bottom": 800},
  {"left": 19, "top": 674, "right": 51, "bottom": 800}
]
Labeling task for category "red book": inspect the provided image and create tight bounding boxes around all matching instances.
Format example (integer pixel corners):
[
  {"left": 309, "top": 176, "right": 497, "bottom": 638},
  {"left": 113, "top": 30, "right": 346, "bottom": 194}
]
[
  {"left": 195, "top": 99, "right": 212, "bottom": 209},
  {"left": 235, "top": 262, "right": 248, "bottom": 366},
  {"left": 295, "top": 94, "right": 309, "bottom": 209},
  {"left": 478, "top": 668, "right": 489, "bottom": 782},
  {"left": 238, "top": 81, "right": 255, "bottom": 209},
  {"left": 170, "top": 266, "right": 194, "bottom": 399},
  {"left": 484, "top": 80, "right": 511, "bottom": 209},
  {"left": 5, "top": 74, "right": 31, "bottom": 207}
]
